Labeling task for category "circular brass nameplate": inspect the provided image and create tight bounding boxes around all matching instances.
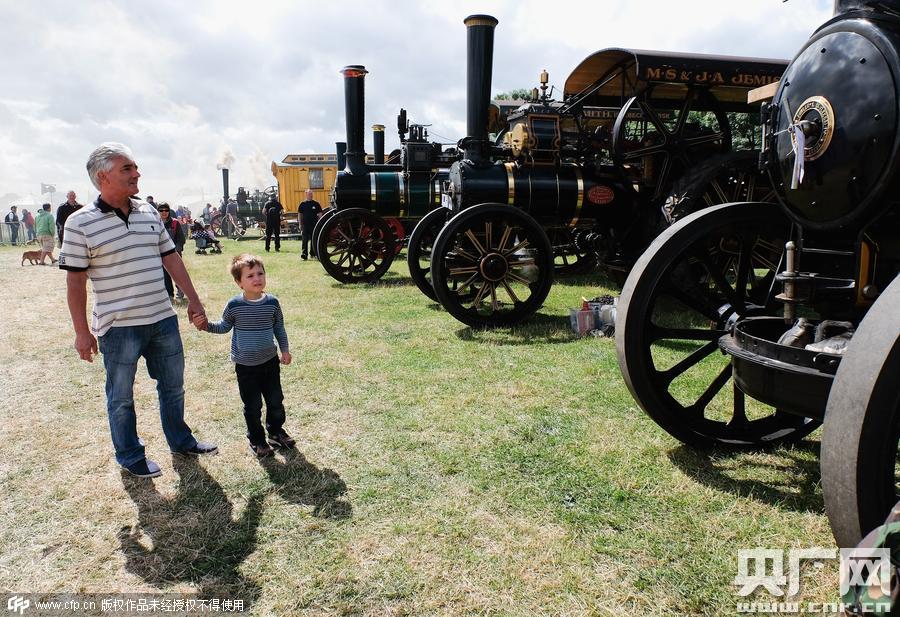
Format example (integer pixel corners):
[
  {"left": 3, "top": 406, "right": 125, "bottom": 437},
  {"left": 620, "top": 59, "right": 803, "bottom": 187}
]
[{"left": 791, "top": 96, "right": 835, "bottom": 161}]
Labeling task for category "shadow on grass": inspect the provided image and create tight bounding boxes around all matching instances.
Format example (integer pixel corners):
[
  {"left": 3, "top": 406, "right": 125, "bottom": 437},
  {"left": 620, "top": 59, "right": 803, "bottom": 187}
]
[
  {"left": 668, "top": 441, "right": 824, "bottom": 513},
  {"left": 259, "top": 449, "right": 352, "bottom": 519},
  {"left": 119, "top": 456, "right": 263, "bottom": 601},
  {"left": 454, "top": 313, "right": 578, "bottom": 345},
  {"left": 323, "top": 270, "right": 426, "bottom": 293}
]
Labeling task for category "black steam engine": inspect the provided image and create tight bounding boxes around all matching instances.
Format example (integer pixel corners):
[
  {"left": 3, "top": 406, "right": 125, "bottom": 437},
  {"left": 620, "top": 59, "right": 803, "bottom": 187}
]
[
  {"left": 410, "top": 15, "right": 788, "bottom": 327},
  {"left": 616, "top": 0, "right": 900, "bottom": 547},
  {"left": 312, "top": 65, "right": 458, "bottom": 283}
]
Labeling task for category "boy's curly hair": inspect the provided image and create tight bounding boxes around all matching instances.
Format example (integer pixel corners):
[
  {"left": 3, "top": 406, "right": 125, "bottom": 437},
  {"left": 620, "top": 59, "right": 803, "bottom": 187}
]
[{"left": 230, "top": 253, "right": 265, "bottom": 282}]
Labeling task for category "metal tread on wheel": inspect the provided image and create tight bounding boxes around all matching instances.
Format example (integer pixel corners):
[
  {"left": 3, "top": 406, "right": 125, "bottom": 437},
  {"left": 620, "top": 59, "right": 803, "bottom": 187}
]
[
  {"left": 616, "top": 201, "right": 820, "bottom": 448},
  {"left": 822, "top": 275, "right": 900, "bottom": 548},
  {"left": 406, "top": 206, "right": 450, "bottom": 302}
]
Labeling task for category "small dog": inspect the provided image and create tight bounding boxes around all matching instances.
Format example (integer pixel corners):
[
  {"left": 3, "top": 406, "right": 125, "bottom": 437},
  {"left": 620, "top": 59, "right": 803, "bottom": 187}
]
[{"left": 21, "top": 250, "right": 44, "bottom": 266}]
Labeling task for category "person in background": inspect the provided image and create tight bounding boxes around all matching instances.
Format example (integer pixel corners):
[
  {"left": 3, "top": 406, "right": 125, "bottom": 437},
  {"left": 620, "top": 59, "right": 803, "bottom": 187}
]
[
  {"left": 298, "top": 189, "right": 323, "bottom": 260},
  {"left": 35, "top": 203, "right": 57, "bottom": 264},
  {"left": 146, "top": 195, "right": 157, "bottom": 209},
  {"left": 56, "top": 190, "right": 83, "bottom": 246},
  {"left": 263, "top": 194, "right": 283, "bottom": 253},
  {"left": 158, "top": 203, "right": 186, "bottom": 302},
  {"left": 21, "top": 208, "right": 35, "bottom": 242},
  {"left": 202, "top": 203, "right": 212, "bottom": 225},
  {"left": 61, "top": 142, "right": 217, "bottom": 479},
  {"left": 5, "top": 206, "right": 20, "bottom": 245}
]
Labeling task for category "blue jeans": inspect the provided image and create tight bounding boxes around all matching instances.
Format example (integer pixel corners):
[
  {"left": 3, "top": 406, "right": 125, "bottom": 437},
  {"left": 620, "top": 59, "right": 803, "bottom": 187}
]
[{"left": 98, "top": 316, "right": 197, "bottom": 466}]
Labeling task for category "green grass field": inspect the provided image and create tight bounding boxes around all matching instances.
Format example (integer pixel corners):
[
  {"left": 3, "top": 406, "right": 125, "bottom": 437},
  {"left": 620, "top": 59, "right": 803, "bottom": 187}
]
[{"left": 0, "top": 237, "right": 837, "bottom": 615}]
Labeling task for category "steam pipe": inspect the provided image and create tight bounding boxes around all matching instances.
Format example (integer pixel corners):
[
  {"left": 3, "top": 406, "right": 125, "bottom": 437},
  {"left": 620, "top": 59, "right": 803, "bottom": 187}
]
[
  {"left": 341, "top": 65, "right": 369, "bottom": 174},
  {"left": 373, "top": 125, "right": 385, "bottom": 165},
  {"left": 462, "top": 14, "right": 499, "bottom": 165}
]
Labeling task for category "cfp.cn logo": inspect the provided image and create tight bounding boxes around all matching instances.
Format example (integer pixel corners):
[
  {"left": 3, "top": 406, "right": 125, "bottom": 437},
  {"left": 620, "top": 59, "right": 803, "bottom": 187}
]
[{"left": 6, "top": 596, "right": 29, "bottom": 614}]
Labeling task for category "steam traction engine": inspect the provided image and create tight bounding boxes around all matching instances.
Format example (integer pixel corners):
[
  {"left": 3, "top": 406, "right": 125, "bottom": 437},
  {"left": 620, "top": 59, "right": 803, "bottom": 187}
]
[
  {"left": 312, "top": 65, "right": 457, "bottom": 284},
  {"left": 616, "top": 0, "right": 900, "bottom": 547},
  {"left": 411, "top": 15, "right": 788, "bottom": 327}
]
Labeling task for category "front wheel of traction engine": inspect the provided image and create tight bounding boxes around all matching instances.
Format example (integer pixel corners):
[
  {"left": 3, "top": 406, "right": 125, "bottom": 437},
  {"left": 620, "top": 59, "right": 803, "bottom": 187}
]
[
  {"left": 431, "top": 203, "right": 554, "bottom": 328},
  {"left": 316, "top": 208, "right": 396, "bottom": 284},
  {"left": 311, "top": 208, "right": 337, "bottom": 264},
  {"left": 406, "top": 207, "right": 450, "bottom": 302},
  {"left": 821, "top": 275, "right": 900, "bottom": 548},
  {"left": 615, "top": 201, "right": 820, "bottom": 448}
]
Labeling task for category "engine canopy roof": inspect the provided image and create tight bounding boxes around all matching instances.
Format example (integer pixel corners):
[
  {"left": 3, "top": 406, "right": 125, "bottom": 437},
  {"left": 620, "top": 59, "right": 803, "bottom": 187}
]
[{"left": 563, "top": 48, "right": 788, "bottom": 113}]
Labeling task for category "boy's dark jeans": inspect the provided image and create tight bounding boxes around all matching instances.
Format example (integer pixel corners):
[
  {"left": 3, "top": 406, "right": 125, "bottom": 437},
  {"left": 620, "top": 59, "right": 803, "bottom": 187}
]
[{"left": 235, "top": 356, "right": 285, "bottom": 445}]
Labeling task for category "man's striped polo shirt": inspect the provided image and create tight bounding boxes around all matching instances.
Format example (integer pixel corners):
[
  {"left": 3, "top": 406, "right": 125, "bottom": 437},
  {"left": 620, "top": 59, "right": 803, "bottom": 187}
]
[{"left": 59, "top": 197, "right": 176, "bottom": 336}]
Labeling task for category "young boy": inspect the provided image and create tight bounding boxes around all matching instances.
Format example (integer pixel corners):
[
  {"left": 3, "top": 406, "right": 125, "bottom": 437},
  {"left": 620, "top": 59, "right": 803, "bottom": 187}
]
[{"left": 194, "top": 254, "right": 295, "bottom": 457}]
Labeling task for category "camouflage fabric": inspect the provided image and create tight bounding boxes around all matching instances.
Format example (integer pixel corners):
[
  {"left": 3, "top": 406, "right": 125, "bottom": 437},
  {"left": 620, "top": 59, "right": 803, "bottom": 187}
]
[{"left": 843, "top": 503, "right": 900, "bottom": 616}]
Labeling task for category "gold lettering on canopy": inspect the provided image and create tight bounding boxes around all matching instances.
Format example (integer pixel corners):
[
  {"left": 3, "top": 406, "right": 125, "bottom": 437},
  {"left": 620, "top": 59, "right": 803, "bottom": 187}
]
[{"left": 643, "top": 67, "right": 774, "bottom": 87}]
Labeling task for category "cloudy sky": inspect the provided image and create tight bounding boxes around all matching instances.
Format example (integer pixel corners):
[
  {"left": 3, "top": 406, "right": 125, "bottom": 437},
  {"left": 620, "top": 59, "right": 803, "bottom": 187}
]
[{"left": 1, "top": 0, "right": 832, "bottom": 208}]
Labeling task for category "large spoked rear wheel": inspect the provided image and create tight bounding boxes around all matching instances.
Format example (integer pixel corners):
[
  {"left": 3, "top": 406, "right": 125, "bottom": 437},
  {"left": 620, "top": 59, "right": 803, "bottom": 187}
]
[
  {"left": 662, "top": 150, "right": 777, "bottom": 225},
  {"left": 616, "top": 201, "right": 819, "bottom": 448},
  {"left": 822, "top": 275, "right": 900, "bottom": 547},
  {"left": 431, "top": 203, "right": 554, "bottom": 328},
  {"left": 312, "top": 208, "right": 337, "bottom": 264},
  {"left": 406, "top": 207, "right": 450, "bottom": 302},
  {"left": 612, "top": 85, "right": 731, "bottom": 201},
  {"left": 316, "top": 208, "right": 396, "bottom": 284}
]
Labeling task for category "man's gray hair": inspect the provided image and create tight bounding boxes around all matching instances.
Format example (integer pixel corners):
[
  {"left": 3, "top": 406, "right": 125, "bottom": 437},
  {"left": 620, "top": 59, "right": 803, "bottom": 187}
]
[{"left": 86, "top": 142, "right": 134, "bottom": 189}]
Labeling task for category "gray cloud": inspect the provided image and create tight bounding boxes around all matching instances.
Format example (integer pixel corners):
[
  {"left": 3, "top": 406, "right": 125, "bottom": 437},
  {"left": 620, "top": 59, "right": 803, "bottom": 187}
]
[{"left": 1, "top": 0, "right": 832, "bottom": 203}]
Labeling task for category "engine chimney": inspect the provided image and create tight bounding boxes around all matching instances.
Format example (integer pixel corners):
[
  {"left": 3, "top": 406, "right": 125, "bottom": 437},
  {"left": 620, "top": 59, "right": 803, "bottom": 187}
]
[
  {"left": 335, "top": 142, "right": 347, "bottom": 171},
  {"left": 341, "top": 65, "right": 369, "bottom": 174},
  {"left": 373, "top": 124, "right": 385, "bottom": 165},
  {"left": 462, "top": 15, "right": 499, "bottom": 165},
  {"left": 221, "top": 168, "right": 229, "bottom": 205}
]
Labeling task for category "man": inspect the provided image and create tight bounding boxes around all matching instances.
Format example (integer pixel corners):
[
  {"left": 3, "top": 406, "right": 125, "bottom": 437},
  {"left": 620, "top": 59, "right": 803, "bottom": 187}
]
[
  {"left": 35, "top": 203, "right": 57, "bottom": 264},
  {"left": 56, "top": 191, "right": 82, "bottom": 246},
  {"left": 225, "top": 198, "right": 240, "bottom": 238},
  {"left": 202, "top": 202, "right": 212, "bottom": 225},
  {"left": 298, "top": 189, "right": 323, "bottom": 260},
  {"left": 263, "top": 194, "right": 283, "bottom": 252},
  {"left": 60, "top": 142, "right": 217, "bottom": 479},
  {"left": 146, "top": 195, "right": 157, "bottom": 209},
  {"left": 5, "top": 206, "right": 20, "bottom": 245}
]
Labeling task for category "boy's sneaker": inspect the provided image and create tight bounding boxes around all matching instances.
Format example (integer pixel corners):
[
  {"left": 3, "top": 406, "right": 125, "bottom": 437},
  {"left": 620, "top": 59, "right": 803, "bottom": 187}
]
[
  {"left": 268, "top": 430, "right": 296, "bottom": 449},
  {"left": 122, "top": 458, "right": 162, "bottom": 478},
  {"left": 249, "top": 442, "right": 274, "bottom": 458},
  {"left": 173, "top": 441, "right": 219, "bottom": 456}
]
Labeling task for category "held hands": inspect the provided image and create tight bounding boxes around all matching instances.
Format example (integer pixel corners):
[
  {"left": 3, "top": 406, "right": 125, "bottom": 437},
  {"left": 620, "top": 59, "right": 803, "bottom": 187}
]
[
  {"left": 187, "top": 299, "right": 207, "bottom": 330},
  {"left": 281, "top": 351, "right": 292, "bottom": 365},
  {"left": 75, "top": 331, "right": 98, "bottom": 362}
]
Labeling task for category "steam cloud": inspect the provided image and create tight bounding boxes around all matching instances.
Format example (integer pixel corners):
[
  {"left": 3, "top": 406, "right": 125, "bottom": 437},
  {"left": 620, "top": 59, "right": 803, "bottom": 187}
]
[
  {"left": 247, "top": 148, "right": 272, "bottom": 190},
  {"left": 216, "top": 147, "right": 236, "bottom": 171}
]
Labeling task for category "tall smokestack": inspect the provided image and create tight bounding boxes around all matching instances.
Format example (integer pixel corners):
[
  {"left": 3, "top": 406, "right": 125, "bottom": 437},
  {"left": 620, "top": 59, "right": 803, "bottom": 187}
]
[
  {"left": 336, "top": 142, "right": 347, "bottom": 171},
  {"left": 222, "top": 169, "right": 229, "bottom": 205},
  {"left": 372, "top": 124, "right": 385, "bottom": 165},
  {"left": 341, "top": 65, "right": 368, "bottom": 174},
  {"left": 462, "top": 15, "right": 499, "bottom": 165}
]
